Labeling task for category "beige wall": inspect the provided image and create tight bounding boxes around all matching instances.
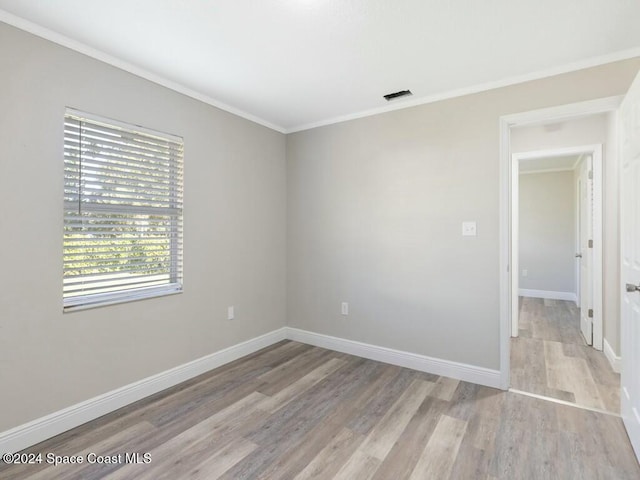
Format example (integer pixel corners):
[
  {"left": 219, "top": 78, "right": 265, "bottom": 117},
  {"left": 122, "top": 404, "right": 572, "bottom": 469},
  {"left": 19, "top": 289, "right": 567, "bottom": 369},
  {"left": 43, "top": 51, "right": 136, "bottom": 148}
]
[
  {"left": 2, "top": 19, "right": 638, "bottom": 434},
  {"left": 519, "top": 171, "right": 576, "bottom": 294},
  {"left": 287, "top": 58, "right": 640, "bottom": 369},
  {"left": 511, "top": 114, "right": 608, "bottom": 152},
  {"left": 0, "top": 23, "right": 287, "bottom": 431},
  {"left": 511, "top": 114, "right": 621, "bottom": 354}
]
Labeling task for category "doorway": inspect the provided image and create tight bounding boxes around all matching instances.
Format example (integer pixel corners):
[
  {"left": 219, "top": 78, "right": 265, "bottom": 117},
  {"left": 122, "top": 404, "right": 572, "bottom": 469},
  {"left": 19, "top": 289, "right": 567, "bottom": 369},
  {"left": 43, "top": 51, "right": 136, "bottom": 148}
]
[
  {"left": 511, "top": 145, "right": 603, "bottom": 348},
  {"left": 498, "top": 97, "right": 623, "bottom": 411},
  {"left": 508, "top": 145, "right": 618, "bottom": 412}
]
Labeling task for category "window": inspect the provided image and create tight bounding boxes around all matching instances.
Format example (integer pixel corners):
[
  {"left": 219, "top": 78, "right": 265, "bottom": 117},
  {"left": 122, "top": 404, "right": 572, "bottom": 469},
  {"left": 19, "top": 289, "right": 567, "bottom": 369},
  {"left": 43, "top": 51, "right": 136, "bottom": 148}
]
[{"left": 63, "top": 109, "right": 183, "bottom": 311}]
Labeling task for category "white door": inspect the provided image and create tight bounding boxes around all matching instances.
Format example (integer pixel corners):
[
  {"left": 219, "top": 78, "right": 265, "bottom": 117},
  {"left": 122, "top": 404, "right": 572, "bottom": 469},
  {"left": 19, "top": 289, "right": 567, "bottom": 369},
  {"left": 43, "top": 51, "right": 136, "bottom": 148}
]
[
  {"left": 578, "top": 155, "right": 593, "bottom": 345},
  {"left": 621, "top": 70, "right": 640, "bottom": 459}
]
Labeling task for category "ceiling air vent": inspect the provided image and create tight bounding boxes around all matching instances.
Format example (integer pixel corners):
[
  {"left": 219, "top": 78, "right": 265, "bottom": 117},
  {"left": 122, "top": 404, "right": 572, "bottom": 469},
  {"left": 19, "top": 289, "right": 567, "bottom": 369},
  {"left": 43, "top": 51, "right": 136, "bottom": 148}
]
[{"left": 383, "top": 90, "right": 413, "bottom": 101}]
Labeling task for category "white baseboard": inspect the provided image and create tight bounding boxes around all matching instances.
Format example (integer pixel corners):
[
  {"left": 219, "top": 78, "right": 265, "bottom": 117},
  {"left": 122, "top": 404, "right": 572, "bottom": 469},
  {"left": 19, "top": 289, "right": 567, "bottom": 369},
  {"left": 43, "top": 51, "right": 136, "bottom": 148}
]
[
  {"left": 0, "top": 327, "right": 287, "bottom": 455},
  {"left": 603, "top": 338, "right": 621, "bottom": 373},
  {"left": 519, "top": 288, "right": 577, "bottom": 303},
  {"left": 285, "top": 327, "right": 502, "bottom": 390},
  {"left": 1, "top": 326, "right": 504, "bottom": 454}
]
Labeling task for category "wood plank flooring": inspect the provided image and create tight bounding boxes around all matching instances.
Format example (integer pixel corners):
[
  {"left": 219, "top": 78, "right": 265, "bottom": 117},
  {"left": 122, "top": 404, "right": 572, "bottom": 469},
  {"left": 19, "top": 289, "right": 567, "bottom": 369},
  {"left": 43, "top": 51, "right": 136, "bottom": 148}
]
[
  {"left": 2, "top": 340, "right": 638, "bottom": 479},
  {"left": 511, "top": 297, "right": 620, "bottom": 413}
]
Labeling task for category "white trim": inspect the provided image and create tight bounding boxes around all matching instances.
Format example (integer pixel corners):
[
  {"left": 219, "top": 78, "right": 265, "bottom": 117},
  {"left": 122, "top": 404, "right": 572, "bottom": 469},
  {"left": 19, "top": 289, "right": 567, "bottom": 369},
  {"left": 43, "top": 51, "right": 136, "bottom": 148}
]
[
  {"left": 501, "top": 96, "right": 624, "bottom": 128},
  {"left": 575, "top": 159, "right": 582, "bottom": 307},
  {"left": 499, "top": 115, "right": 512, "bottom": 389},
  {"left": 592, "top": 145, "right": 604, "bottom": 350},
  {"left": 0, "top": 326, "right": 505, "bottom": 453},
  {"left": 0, "top": 10, "right": 286, "bottom": 134},
  {"left": 285, "top": 327, "right": 501, "bottom": 389},
  {"left": 1, "top": 318, "right": 619, "bottom": 453},
  {"left": 604, "top": 338, "right": 621, "bottom": 373},
  {"left": 519, "top": 166, "right": 576, "bottom": 175},
  {"left": 2, "top": 9, "right": 638, "bottom": 135},
  {"left": 63, "top": 289, "right": 183, "bottom": 313},
  {"left": 515, "top": 145, "right": 605, "bottom": 160},
  {"left": 519, "top": 289, "right": 578, "bottom": 303},
  {"left": 511, "top": 145, "right": 604, "bottom": 348},
  {"left": 511, "top": 156, "right": 520, "bottom": 338},
  {"left": 0, "top": 328, "right": 287, "bottom": 455},
  {"left": 499, "top": 97, "right": 622, "bottom": 390},
  {"left": 287, "top": 56, "right": 638, "bottom": 133},
  {"left": 572, "top": 154, "right": 585, "bottom": 171}
]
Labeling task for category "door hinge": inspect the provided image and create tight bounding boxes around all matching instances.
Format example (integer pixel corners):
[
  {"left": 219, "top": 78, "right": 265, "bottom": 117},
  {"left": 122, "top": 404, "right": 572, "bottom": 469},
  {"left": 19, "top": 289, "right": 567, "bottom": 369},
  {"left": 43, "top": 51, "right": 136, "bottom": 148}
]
[
  {"left": 588, "top": 309, "right": 593, "bottom": 318},
  {"left": 588, "top": 170, "right": 593, "bottom": 180},
  {"left": 588, "top": 239, "right": 593, "bottom": 248}
]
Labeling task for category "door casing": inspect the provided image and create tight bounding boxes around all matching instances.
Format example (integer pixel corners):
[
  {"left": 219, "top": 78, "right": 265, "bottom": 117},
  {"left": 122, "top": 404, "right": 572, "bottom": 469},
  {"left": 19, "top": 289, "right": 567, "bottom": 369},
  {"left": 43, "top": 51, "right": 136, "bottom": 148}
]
[
  {"left": 510, "top": 147, "right": 602, "bottom": 347},
  {"left": 578, "top": 154, "right": 595, "bottom": 346},
  {"left": 499, "top": 96, "right": 622, "bottom": 390}
]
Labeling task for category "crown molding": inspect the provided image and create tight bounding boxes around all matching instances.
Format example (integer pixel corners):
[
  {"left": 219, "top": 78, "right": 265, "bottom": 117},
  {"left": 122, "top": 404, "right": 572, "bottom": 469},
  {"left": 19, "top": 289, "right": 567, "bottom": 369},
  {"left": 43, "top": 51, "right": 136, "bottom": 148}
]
[
  {"left": 2, "top": 9, "right": 638, "bottom": 135},
  {"left": 0, "top": 10, "right": 287, "bottom": 133},
  {"left": 286, "top": 48, "right": 640, "bottom": 133}
]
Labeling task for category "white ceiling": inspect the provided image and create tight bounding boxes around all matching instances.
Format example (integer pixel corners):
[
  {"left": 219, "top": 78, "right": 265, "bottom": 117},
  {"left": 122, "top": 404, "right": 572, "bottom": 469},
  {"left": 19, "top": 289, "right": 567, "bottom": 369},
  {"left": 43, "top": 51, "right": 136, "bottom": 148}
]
[{"left": 1, "top": 1, "right": 639, "bottom": 132}]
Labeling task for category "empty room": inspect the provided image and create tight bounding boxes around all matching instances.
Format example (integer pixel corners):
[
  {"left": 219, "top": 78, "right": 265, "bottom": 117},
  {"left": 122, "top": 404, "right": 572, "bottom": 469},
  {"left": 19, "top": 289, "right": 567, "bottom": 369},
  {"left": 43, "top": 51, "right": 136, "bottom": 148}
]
[{"left": 1, "top": 1, "right": 640, "bottom": 479}]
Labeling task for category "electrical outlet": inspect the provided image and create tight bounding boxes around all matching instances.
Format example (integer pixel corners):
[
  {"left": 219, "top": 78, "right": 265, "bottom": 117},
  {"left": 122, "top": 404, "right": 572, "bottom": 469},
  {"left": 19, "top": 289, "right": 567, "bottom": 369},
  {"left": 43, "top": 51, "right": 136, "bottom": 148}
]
[
  {"left": 522, "top": 269, "right": 528, "bottom": 277},
  {"left": 341, "top": 302, "right": 349, "bottom": 316},
  {"left": 227, "top": 306, "right": 234, "bottom": 320}
]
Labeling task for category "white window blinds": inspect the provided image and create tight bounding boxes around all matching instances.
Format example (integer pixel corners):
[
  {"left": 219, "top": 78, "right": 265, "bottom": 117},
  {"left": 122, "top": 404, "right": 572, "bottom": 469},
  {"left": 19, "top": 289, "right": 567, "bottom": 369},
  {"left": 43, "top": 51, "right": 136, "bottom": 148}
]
[{"left": 63, "top": 109, "right": 184, "bottom": 311}]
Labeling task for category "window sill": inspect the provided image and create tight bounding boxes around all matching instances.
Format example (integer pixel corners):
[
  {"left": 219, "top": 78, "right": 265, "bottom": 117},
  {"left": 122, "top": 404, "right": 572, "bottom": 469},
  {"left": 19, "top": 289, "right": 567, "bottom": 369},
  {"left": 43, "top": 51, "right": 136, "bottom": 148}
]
[{"left": 63, "top": 285, "right": 183, "bottom": 313}]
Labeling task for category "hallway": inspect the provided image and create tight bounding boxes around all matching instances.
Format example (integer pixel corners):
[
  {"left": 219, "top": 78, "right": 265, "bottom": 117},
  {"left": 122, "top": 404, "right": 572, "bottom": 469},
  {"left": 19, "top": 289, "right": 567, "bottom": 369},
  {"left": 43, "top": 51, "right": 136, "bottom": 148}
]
[{"left": 510, "top": 297, "right": 619, "bottom": 413}]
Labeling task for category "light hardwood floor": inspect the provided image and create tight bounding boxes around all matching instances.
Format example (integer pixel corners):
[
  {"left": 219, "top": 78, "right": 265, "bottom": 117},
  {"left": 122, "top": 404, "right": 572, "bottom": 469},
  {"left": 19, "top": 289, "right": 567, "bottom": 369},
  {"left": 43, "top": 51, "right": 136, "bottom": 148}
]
[
  {"left": 511, "top": 296, "right": 620, "bottom": 413},
  {"left": 2, "top": 340, "right": 638, "bottom": 479}
]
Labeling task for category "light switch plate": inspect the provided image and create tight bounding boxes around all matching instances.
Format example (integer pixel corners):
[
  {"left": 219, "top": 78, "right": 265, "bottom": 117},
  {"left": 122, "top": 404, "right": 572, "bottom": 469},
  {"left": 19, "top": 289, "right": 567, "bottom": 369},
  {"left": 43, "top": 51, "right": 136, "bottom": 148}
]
[{"left": 462, "top": 221, "right": 477, "bottom": 236}]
